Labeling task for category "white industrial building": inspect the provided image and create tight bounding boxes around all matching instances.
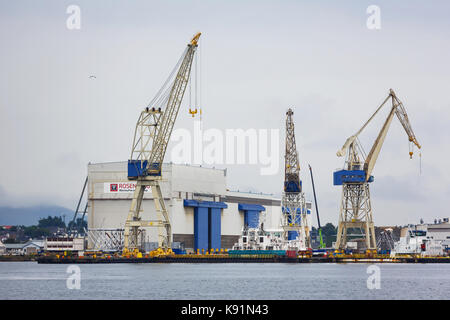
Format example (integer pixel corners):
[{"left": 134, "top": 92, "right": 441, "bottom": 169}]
[{"left": 87, "top": 162, "right": 312, "bottom": 252}]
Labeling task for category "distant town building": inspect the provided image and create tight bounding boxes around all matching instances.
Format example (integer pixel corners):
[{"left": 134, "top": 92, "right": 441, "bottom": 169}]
[
  {"left": 0, "top": 240, "right": 5, "bottom": 255},
  {"left": 44, "top": 237, "right": 85, "bottom": 252},
  {"left": 3, "top": 240, "right": 44, "bottom": 255}
]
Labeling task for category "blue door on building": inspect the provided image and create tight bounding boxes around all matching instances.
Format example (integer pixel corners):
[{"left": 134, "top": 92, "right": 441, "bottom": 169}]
[{"left": 184, "top": 200, "right": 228, "bottom": 252}]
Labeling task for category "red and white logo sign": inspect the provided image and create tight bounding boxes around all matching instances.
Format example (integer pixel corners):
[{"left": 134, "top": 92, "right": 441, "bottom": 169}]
[{"left": 104, "top": 183, "right": 151, "bottom": 193}]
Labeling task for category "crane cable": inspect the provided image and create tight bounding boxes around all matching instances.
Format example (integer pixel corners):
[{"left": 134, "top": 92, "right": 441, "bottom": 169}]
[
  {"left": 195, "top": 45, "right": 198, "bottom": 111},
  {"left": 147, "top": 47, "right": 187, "bottom": 109},
  {"left": 408, "top": 141, "right": 422, "bottom": 175},
  {"left": 189, "top": 63, "right": 192, "bottom": 110},
  {"left": 199, "top": 37, "right": 203, "bottom": 121},
  {"left": 187, "top": 40, "right": 201, "bottom": 121},
  {"left": 419, "top": 151, "right": 422, "bottom": 175}
]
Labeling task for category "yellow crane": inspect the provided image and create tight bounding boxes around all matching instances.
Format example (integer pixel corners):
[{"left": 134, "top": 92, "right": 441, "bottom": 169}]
[
  {"left": 334, "top": 89, "right": 421, "bottom": 251},
  {"left": 124, "top": 33, "right": 201, "bottom": 254}
]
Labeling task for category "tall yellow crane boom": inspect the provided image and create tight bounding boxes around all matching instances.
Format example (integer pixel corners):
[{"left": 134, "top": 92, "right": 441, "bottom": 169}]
[
  {"left": 124, "top": 32, "right": 201, "bottom": 253},
  {"left": 363, "top": 89, "right": 421, "bottom": 180},
  {"left": 392, "top": 92, "right": 422, "bottom": 150}
]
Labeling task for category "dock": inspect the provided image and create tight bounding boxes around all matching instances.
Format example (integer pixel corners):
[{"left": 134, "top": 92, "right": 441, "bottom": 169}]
[{"left": 36, "top": 255, "right": 450, "bottom": 264}]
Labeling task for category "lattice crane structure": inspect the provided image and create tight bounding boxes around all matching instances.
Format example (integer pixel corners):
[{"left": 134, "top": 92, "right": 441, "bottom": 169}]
[
  {"left": 123, "top": 33, "right": 201, "bottom": 253},
  {"left": 281, "top": 109, "right": 310, "bottom": 249},
  {"left": 334, "top": 89, "right": 421, "bottom": 251}
]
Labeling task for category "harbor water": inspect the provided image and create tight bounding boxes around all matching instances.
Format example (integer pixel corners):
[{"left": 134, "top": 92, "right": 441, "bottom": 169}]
[{"left": 0, "top": 262, "right": 449, "bottom": 300}]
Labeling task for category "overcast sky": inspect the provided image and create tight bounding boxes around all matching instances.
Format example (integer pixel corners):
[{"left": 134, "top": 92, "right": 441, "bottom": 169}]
[{"left": 1, "top": 0, "right": 449, "bottom": 226}]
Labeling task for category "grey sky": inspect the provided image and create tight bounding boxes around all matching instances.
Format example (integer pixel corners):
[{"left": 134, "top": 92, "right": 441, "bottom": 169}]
[{"left": 0, "top": 1, "right": 449, "bottom": 226}]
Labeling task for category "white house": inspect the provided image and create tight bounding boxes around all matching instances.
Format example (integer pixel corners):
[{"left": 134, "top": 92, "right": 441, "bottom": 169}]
[
  {"left": 0, "top": 240, "right": 6, "bottom": 255},
  {"left": 4, "top": 240, "right": 44, "bottom": 255}
]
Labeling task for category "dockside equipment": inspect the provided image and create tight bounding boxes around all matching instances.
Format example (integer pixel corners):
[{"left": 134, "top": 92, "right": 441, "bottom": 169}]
[
  {"left": 334, "top": 89, "right": 421, "bottom": 251},
  {"left": 124, "top": 33, "right": 201, "bottom": 253}
]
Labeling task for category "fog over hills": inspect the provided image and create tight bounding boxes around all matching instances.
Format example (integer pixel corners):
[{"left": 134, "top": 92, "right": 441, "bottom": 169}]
[{"left": 0, "top": 205, "right": 73, "bottom": 226}]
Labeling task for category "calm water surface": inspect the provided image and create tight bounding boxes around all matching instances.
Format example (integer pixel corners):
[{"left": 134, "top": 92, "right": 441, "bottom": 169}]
[{"left": 0, "top": 262, "right": 449, "bottom": 300}]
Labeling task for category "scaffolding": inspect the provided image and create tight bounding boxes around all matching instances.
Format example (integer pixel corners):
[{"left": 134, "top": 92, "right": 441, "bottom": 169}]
[{"left": 86, "top": 228, "right": 145, "bottom": 252}]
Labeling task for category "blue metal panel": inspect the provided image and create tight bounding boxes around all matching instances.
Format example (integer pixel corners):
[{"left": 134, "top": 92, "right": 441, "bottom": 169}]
[
  {"left": 210, "top": 208, "right": 221, "bottom": 250},
  {"left": 282, "top": 207, "right": 311, "bottom": 226},
  {"left": 244, "top": 210, "right": 260, "bottom": 228},
  {"left": 284, "top": 208, "right": 301, "bottom": 225},
  {"left": 288, "top": 231, "right": 298, "bottom": 240},
  {"left": 238, "top": 204, "right": 265, "bottom": 229},
  {"left": 194, "top": 207, "right": 209, "bottom": 252},
  {"left": 287, "top": 214, "right": 301, "bottom": 225},
  {"left": 127, "top": 160, "right": 148, "bottom": 178},
  {"left": 284, "top": 180, "right": 302, "bottom": 193},
  {"left": 127, "top": 160, "right": 162, "bottom": 178},
  {"left": 333, "top": 170, "right": 366, "bottom": 185},
  {"left": 184, "top": 199, "right": 228, "bottom": 209},
  {"left": 282, "top": 207, "right": 302, "bottom": 214},
  {"left": 238, "top": 203, "right": 266, "bottom": 212}
]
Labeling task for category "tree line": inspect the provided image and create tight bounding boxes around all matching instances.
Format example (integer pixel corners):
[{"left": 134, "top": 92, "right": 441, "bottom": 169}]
[{"left": 1, "top": 215, "right": 87, "bottom": 242}]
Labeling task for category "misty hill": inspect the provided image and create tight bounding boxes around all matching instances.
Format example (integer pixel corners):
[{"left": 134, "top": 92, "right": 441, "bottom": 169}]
[{"left": 0, "top": 205, "right": 74, "bottom": 226}]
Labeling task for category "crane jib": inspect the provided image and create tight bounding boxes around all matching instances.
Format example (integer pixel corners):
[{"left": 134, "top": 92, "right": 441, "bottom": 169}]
[
  {"left": 123, "top": 33, "right": 201, "bottom": 252},
  {"left": 333, "top": 89, "right": 420, "bottom": 185},
  {"left": 127, "top": 34, "right": 199, "bottom": 179}
]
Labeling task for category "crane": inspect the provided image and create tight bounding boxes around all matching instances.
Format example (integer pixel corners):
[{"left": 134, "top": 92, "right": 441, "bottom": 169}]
[
  {"left": 334, "top": 89, "right": 421, "bottom": 251},
  {"left": 123, "top": 33, "right": 201, "bottom": 254},
  {"left": 68, "top": 176, "right": 88, "bottom": 236},
  {"left": 308, "top": 164, "right": 325, "bottom": 249},
  {"left": 281, "top": 108, "right": 310, "bottom": 249}
]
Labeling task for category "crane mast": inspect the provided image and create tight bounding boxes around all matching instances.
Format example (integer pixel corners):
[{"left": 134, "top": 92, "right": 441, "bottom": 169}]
[
  {"left": 334, "top": 89, "right": 421, "bottom": 251},
  {"left": 124, "top": 33, "right": 201, "bottom": 253},
  {"left": 281, "top": 108, "right": 310, "bottom": 249}
]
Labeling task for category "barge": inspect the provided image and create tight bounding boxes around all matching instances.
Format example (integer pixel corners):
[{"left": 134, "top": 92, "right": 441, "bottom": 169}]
[{"left": 36, "top": 254, "right": 450, "bottom": 264}]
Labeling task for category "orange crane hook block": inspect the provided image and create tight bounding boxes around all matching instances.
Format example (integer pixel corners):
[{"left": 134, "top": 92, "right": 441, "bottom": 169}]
[{"left": 189, "top": 108, "right": 198, "bottom": 117}]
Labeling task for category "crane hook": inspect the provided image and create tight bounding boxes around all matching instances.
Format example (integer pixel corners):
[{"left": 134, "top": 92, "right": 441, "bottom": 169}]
[
  {"left": 189, "top": 108, "right": 198, "bottom": 117},
  {"left": 409, "top": 141, "right": 414, "bottom": 159}
]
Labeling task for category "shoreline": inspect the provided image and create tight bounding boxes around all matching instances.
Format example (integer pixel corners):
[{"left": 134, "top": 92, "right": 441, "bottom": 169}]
[
  {"left": 35, "top": 255, "right": 450, "bottom": 264},
  {"left": 0, "top": 255, "right": 37, "bottom": 262}
]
